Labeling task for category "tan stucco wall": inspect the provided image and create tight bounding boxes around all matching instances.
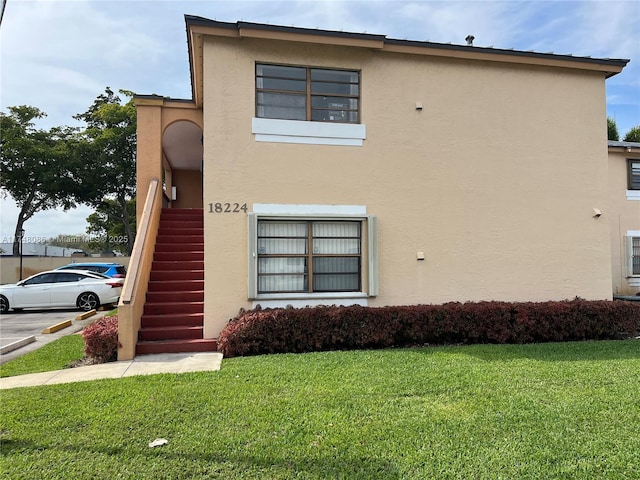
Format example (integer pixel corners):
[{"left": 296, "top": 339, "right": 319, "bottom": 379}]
[
  {"left": 199, "top": 37, "right": 613, "bottom": 337},
  {"left": 608, "top": 149, "right": 640, "bottom": 295},
  {"left": 172, "top": 169, "right": 203, "bottom": 209}
]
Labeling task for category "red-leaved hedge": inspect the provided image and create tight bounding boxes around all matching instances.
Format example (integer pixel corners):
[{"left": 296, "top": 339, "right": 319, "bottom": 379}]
[
  {"left": 82, "top": 315, "right": 119, "bottom": 363},
  {"left": 218, "top": 300, "right": 640, "bottom": 357}
]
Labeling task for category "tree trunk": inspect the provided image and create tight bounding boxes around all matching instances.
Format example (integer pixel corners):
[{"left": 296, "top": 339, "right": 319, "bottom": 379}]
[
  {"left": 12, "top": 205, "right": 29, "bottom": 257},
  {"left": 118, "top": 195, "right": 134, "bottom": 256}
]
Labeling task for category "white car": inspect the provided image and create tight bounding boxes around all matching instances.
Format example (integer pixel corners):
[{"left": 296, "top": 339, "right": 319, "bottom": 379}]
[{"left": 0, "top": 269, "right": 122, "bottom": 313}]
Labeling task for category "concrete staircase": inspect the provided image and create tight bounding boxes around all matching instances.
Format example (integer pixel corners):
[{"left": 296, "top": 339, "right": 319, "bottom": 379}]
[{"left": 136, "top": 208, "right": 217, "bottom": 355}]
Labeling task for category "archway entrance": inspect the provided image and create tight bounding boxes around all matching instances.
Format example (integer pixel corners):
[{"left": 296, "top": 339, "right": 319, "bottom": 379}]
[{"left": 162, "top": 120, "right": 203, "bottom": 208}]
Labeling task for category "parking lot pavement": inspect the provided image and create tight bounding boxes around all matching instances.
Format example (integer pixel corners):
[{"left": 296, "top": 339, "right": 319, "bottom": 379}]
[{"left": 0, "top": 309, "right": 106, "bottom": 365}]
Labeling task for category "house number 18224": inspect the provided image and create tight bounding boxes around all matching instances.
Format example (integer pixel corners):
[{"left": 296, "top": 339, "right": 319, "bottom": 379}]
[{"left": 208, "top": 202, "right": 248, "bottom": 213}]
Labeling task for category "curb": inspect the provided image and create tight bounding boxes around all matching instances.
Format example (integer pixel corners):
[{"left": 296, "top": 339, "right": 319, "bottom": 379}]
[
  {"left": 0, "top": 335, "right": 36, "bottom": 355},
  {"left": 42, "top": 320, "right": 73, "bottom": 334},
  {"left": 75, "top": 309, "right": 97, "bottom": 321}
]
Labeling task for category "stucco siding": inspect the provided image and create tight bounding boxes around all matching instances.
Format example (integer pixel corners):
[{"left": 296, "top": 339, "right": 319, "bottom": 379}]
[
  {"left": 608, "top": 149, "right": 640, "bottom": 295},
  {"left": 201, "top": 37, "right": 613, "bottom": 336}
]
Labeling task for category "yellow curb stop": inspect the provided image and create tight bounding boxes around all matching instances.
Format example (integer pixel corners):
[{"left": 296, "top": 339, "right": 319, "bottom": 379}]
[
  {"left": 42, "top": 320, "right": 72, "bottom": 334},
  {"left": 75, "top": 310, "right": 97, "bottom": 321}
]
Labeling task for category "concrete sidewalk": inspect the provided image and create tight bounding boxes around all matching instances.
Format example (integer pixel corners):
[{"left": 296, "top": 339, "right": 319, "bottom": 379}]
[{"left": 0, "top": 352, "right": 223, "bottom": 389}]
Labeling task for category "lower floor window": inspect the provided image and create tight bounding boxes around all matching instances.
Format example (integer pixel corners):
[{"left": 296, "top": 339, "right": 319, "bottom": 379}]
[
  {"left": 630, "top": 236, "right": 640, "bottom": 276},
  {"left": 257, "top": 220, "right": 361, "bottom": 293}
]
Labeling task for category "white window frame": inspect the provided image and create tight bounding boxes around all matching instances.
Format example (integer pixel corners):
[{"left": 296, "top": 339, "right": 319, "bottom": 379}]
[{"left": 248, "top": 204, "right": 377, "bottom": 308}]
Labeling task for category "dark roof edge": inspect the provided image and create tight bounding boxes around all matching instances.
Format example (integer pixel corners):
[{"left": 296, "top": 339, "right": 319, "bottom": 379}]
[
  {"left": 133, "top": 94, "right": 194, "bottom": 103},
  {"left": 608, "top": 140, "right": 640, "bottom": 149},
  {"left": 385, "top": 38, "right": 629, "bottom": 68},
  {"left": 184, "top": 15, "right": 629, "bottom": 69},
  {"left": 185, "top": 15, "right": 386, "bottom": 42}
]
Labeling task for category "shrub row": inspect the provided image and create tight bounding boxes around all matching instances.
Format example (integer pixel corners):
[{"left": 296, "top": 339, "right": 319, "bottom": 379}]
[
  {"left": 218, "top": 300, "right": 640, "bottom": 357},
  {"left": 82, "top": 315, "right": 119, "bottom": 363}
]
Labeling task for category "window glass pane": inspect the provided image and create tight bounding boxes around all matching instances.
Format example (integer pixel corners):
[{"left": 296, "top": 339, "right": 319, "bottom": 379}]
[
  {"left": 259, "top": 257, "right": 307, "bottom": 274},
  {"left": 257, "top": 64, "right": 306, "bottom": 80},
  {"left": 257, "top": 92, "right": 306, "bottom": 109},
  {"left": 313, "top": 222, "right": 360, "bottom": 237},
  {"left": 313, "top": 238, "right": 360, "bottom": 254},
  {"left": 26, "top": 273, "right": 57, "bottom": 285},
  {"left": 311, "top": 81, "right": 359, "bottom": 96},
  {"left": 257, "top": 106, "right": 306, "bottom": 121},
  {"left": 259, "top": 222, "right": 307, "bottom": 237},
  {"left": 313, "top": 273, "right": 359, "bottom": 291},
  {"left": 257, "top": 78, "right": 306, "bottom": 92},
  {"left": 313, "top": 257, "right": 359, "bottom": 273},
  {"left": 57, "top": 273, "right": 81, "bottom": 283},
  {"left": 311, "top": 111, "right": 358, "bottom": 123},
  {"left": 311, "top": 69, "right": 358, "bottom": 83},
  {"left": 257, "top": 93, "right": 306, "bottom": 121},
  {"left": 633, "top": 237, "right": 640, "bottom": 275},
  {"left": 259, "top": 275, "right": 307, "bottom": 293},
  {"left": 258, "top": 238, "right": 307, "bottom": 255},
  {"left": 311, "top": 96, "right": 358, "bottom": 110}
]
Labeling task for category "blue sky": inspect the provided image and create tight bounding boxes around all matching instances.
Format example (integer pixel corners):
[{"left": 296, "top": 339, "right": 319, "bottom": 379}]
[{"left": 1, "top": 0, "right": 639, "bottom": 241}]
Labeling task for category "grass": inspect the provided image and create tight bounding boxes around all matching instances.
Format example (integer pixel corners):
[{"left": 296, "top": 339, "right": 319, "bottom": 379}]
[
  {"left": 1, "top": 340, "right": 639, "bottom": 479},
  {"left": 0, "top": 334, "right": 85, "bottom": 378}
]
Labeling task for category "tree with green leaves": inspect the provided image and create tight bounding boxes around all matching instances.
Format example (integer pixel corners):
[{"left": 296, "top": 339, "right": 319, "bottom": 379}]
[
  {"left": 86, "top": 197, "right": 136, "bottom": 255},
  {"left": 0, "top": 106, "right": 91, "bottom": 256},
  {"left": 623, "top": 125, "right": 640, "bottom": 143},
  {"left": 74, "top": 88, "right": 137, "bottom": 255},
  {"left": 607, "top": 117, "right": 619, "bottom": 141}
]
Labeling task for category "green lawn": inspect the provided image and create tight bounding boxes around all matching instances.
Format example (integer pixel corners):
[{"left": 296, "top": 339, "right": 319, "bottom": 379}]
[
  {"left": 1, "top": 340, "right": 639, "bottom": 479},
  {"left": 0, "top": 334, "right": 85, "bottom": 378}
]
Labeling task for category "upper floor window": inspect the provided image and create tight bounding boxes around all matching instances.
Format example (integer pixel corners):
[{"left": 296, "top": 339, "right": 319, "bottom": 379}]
[
  {"left": 256, "top": 64, "right": 360, "bottom": 124},
  {"left": 628, "top": 160, "right": 640, "bottom": 190}
]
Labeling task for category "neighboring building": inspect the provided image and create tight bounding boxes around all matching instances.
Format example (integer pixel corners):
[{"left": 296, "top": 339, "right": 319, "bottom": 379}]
[
  {"left": 120, "top": 15, "right": 631, "bottom": 360},
  {"left": 608, "top": 141, "right": 640, "bottom": 295},
  {"left": 0, "top": 243, "right": 82, "bottom": 257}
]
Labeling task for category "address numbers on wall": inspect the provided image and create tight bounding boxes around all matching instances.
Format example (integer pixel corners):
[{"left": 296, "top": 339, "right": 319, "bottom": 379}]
[{"left": 208, "top": 202, "right": 248, "bottom": 213}]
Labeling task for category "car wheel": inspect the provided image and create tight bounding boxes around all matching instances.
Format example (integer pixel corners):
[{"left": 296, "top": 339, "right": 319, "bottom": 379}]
[
  {"left": 0, "top": 295, "right": 9, "bottom": 314},
  {"left": 77, "top": 292, "right": 100, "bottom": 312}
]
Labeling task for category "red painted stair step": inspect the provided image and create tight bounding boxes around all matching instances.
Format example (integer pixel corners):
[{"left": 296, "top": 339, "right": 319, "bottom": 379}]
[
  {"left": 136, "top": 338, "right": 217, "bottom": 355},
  {"left": 152, "top": 260, "right": 204, "bottom": 271},
  {"left": 153, "top": 251, "right": 204, "bottom": 262},
  {"left": 138, "top": 326, "right": 203, "bottom": 341},
  {"left": 146, "top": 290, "right": 204, "bottom": 303},
  {"left": 147, "top": 280, "right": 204, "bottom": 292},
  {"left": 141, "top": 313, "right": 204, "bottom": 328},
  {"left": 144, "top": 301, "right": 204, "bottom": 315},
  {"left": 150, "top": 270, "right": 204, "bottom": 281}
]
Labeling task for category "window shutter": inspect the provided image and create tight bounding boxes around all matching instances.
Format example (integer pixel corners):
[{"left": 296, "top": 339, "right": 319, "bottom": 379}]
[
  {"left": 368, "top": 215, "right": 378, "bottom": 296},
  {"left": 248, "top": 213, "right": 258, "bottom": 298}
]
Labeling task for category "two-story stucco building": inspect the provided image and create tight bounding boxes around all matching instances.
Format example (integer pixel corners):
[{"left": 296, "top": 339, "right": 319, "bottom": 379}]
[{"left": 118, "top": 15, "right": 635, "bottom": 360}]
